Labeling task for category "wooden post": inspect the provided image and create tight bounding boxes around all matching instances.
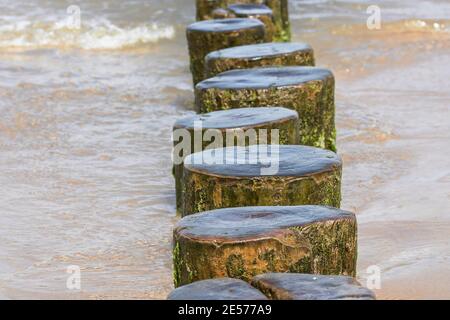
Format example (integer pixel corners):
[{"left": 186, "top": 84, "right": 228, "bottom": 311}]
[
  {"left": 173, "top": 107, "right": 299, "bottom": 213},
  {"left": 195, "top": 67, "right": 337, "bottom": 151},
  {"left": 205, "top": 42, "right": 315, "bottom": 78},
  {"left": 167, "top": 278, "right": 268, "bottom": 300},
  {"left": 187, "top": 18, "right": 266, "bottom": 85},
  {"left": 195, "top": 0, "right": 291, "bottom": 41},
  {"left": 173, "top": 206, "right": 357, "bottom": 287},
  {"left": 227, "top": 4, "right": 275, "bottom": 42},
  {"left": 252, "top": 273, "right": 376, "bottom": 300},
  {"left": 182, "top": 145, "right": 342, "bottom": 216}
]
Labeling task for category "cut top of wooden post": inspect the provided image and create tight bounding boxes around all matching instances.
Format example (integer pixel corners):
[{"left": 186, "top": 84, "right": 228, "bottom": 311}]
[
  {"left": 167, "top": 278, "right": 268, "bottom": 300},
  {"left": 252, "top": 273, "right": 376, "bottom": 300},
  {"left": 184, "top": 145, "right": 341, "bottom": 178},
  {"left": 206, "top": 42, "right": 314, "bottom": 62},
  {"left": 228, "top": 4, "right": 273, "bottom": 17},
  {"left": 196, "top": 66, "right": 333, "bottom": 90},
  {"left": 205, "top": 42, "right": 315, "bottom": 77},
  {"left": 174, "top": 107, "right": 298, "bottom": 131},
  {"left": 175, "top": 205, "right": 355, "bottom": 245},
  {"left": 187, "top": 18, "right": 264, "bottom": 34}
]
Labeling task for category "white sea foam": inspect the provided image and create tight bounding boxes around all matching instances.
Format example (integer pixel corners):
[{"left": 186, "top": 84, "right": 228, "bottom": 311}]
[{"left": 0, "top": 18, "right": 175, "bottom": 50}]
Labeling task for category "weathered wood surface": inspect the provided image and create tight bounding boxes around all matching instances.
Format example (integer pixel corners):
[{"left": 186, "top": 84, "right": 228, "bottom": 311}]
[
  {"left": 173, "top": 206, "right": 357, "bottom": 287},
  {"left": 252, "top": 273, "right": 376, "bottom": 300},
  {"left": 182, "top": 145, "right": 342, "bottom": 216},
  {"left": 195, "top": 67, "right": 337, "bottom": 151},
  {"left": 187, "top": 18, "right": 266, "bottom": 85},
  {"left": 167, "top": 278, "right": 268, "bottom": 300},
  {"left": 206, "top": 42, "right": 315, "bottom": 78},
  {"left": 173, "top": 107, "right": 299, "bottom": 213}
]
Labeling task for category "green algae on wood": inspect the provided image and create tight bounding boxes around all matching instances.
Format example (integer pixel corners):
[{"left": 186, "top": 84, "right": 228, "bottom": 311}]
[
  {"left": 168, "top": 278, "right": 268, "bottom": 300},
  {"left": 252, "top": 273, "right": 376, "bottom": 300},
  {"left": 187, "top": 18, "right": 266, "bottom": 85},
  {"left": 173, "top": 107, "right": 299, "bottom": 213},
  {"left": 266, "top": 0, "right": 290, "bottom": 41},
  {"left": 195, "top": 0, "right": 291, "bottom": 41},
  {"left": 195, "top": 67, "right": 337, "bottom": 151},
  {"left": 173, "top": 205, "right": 357, "bottom": 287},
  {"left": 205, "top": 42, "right": 315, "bottom": 78},
  {"left": 182, "top": 145, "right": 342, "bottom": 216},
  {"left": 227, "top": 4, "right": 275, "bottom": 42}
]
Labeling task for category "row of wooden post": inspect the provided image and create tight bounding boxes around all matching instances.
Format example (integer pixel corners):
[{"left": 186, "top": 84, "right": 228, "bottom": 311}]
[{"left": 168, "top": 0, "right": 375, "bottom": 300}]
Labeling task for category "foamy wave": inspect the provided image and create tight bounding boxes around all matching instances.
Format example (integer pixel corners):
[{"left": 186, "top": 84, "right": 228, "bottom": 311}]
[
  {"left": 400, "top": 19, "right": 449, "bottom": 32},
  {"left": 332, "top": 19, "right": 450, "bottom": 36},
  {"left": 0, "top": 18, "right": 175, "bottom": 50}
]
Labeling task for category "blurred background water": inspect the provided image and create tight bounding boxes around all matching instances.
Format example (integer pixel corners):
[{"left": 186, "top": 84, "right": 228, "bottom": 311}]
[{"left": 0, "top": 0, "right": 449, "bottom": 299}]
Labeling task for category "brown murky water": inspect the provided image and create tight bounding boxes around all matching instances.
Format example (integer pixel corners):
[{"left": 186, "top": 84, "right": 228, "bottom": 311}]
[{"left": 0, "top": 0, "right": 449, "bottom": 299}]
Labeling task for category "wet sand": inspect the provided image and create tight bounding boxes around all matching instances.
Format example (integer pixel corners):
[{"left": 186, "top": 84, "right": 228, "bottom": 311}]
[
  {"left": 0, "top": 0, "right": 449, "bottom": 299},
  {"left": 309, "top": 23, "right": 450, "bottom": 299},
  {"left": 342, "top": 53, "right": 450, "bottom": 299}
]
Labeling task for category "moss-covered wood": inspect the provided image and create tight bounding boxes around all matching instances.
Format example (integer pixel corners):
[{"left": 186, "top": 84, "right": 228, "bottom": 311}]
[
  {"left": 173, "top": 206, "right": 357, "bottom": 287},
  {"left": 173, "top": 107, "right": 299, "bottom": 213},
  {"left": 205, "top": 42, "right": 315, "bottom": 78},
  {"left": 167, "top": 278, "right": 268, "bottom": 300},
  {"left": 195, "top": 67, "right": 337, "bottom": 151},
  {"left": 227, "top": 4, "right": 275, "bottom": 42},
  {"left": 187, "top": 18, "right": 266, "bottom": 85},
  {"left": 196, "top": 0, "right": 291, "bottom": 41},
  {"left": 252, "top": 273, "right": 376, "bottom": 300},
  {"left": 182, "top": 145, "right": 342, "bottom": 216},
  {"left": 266, "top": 0, "right": 290, "bottom": 41}
]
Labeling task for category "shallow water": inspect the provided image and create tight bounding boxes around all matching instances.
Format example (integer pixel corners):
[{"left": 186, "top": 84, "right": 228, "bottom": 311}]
[{"left": 0, "top": 0, "right": 449, "bottom": 299}]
